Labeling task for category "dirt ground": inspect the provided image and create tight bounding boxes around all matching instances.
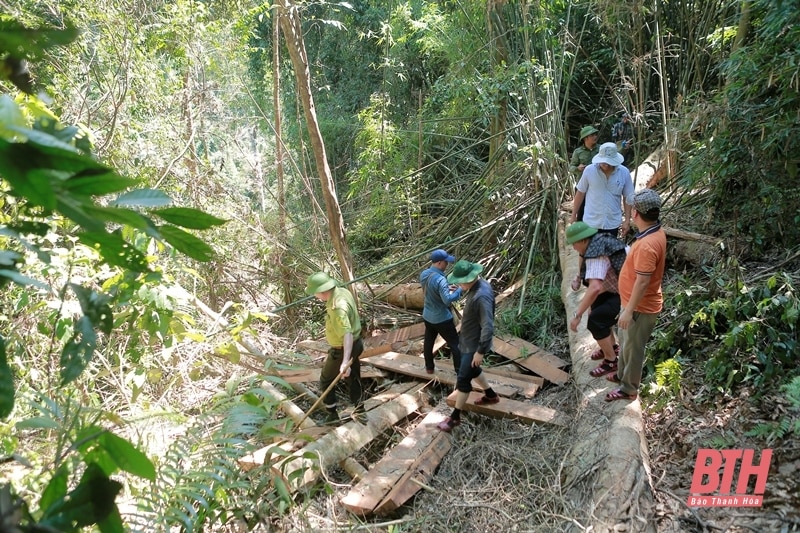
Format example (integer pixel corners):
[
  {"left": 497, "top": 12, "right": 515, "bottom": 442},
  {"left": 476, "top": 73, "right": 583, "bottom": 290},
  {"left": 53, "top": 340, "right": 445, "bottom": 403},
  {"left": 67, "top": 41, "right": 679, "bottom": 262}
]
[
  {"left": 646, "top": 363, "right": 800, "bottom": 533},
  {"left": 265, "top": 354, "right": 800, "bottom": 533}
]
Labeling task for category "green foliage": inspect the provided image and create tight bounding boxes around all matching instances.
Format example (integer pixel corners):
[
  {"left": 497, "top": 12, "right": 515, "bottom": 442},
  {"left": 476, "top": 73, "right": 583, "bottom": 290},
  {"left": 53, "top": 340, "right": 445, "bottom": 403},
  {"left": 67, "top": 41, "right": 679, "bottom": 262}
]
[
  {"left": 136, "top": 377, "right": 301, "bottom": 530},
  {"left": 4, "top": 392, "right": 154, "bottom": 532},
  {"left": 653, "top": 267, "right": 798, "bottom": 395},
  {"left": 498, "top": 272, "right": 563, "bottom": 349},
  {"left": 680, "top": 0, "right": 800, "bottom": 254},
  {"left": 745, "top": 376, "right": 800, "bottom": 445}
]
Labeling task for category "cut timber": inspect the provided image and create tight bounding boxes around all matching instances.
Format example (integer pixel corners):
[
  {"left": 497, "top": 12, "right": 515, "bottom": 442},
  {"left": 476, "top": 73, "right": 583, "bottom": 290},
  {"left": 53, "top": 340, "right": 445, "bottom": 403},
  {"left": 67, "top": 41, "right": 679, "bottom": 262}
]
[
  {"left": 364, "top": 322, "right": 425, "bottom": 348},
  {"left": 374, "top": 431, "right": 449, "bottom": 516},
  {"left": 484, "top": 366, "right": 544, "bottom": 388},
  {"left": 558, "top": 216, "right": 655, "bottom": 531},
  {"left": 365, "top": 352, "right": 539, "bottom": 398},
  {"left": 496, "top": 333, "right": 568, "bottom": 368},
  {"left": 446, "top": 391, "right": 567, "bottom": 427},
  {"left": 492, "top": 335, "right": 570, "bottom": 385},
  {"left": 241, "top": 383, "right": 426, "bottom": 495},
  {"left": 277, "top": 366, "right": 385, "bottom": 383},
  {"left": 341, "top": 408, "right": 452, "bottom": 516},
  {"left": 663, "top": 226, "right": 721, "bottom": 244},
  {"left": 364, "top": 283, "right": 425, "bottom": 310}
]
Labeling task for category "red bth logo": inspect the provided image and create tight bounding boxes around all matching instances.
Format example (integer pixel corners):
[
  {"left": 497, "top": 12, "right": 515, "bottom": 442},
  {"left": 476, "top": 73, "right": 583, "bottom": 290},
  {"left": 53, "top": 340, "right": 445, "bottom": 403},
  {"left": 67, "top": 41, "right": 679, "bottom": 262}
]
[{"left": 687, "top": 449, "right": 772, "bottom": 507}]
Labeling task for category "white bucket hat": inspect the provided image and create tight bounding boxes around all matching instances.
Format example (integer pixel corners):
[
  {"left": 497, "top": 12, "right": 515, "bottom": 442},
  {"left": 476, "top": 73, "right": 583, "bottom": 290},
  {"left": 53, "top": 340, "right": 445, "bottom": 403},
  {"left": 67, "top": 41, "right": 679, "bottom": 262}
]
[{"left": 592, "top": 142, "right": 625, "bottom": 166}]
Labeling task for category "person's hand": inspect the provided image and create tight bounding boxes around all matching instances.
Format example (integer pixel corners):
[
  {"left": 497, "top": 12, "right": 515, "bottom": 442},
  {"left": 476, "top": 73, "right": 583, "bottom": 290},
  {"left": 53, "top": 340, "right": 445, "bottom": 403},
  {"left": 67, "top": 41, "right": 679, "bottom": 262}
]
[
  {"left": 621, "top": 220, "right": 630, "bottom": 237},
  {"left": 578, "top": 164, "right": 586, "bottom": 172},
  {"left": 569, "top": 314, "right": 581, "bottom": 332},
  {"left": 340, "top": 362, "right": 351, "bottom": 377},
  {"left": 617, "top": 309, "right": 633, "bottom": 330},
  {"left": 472, "top": 353, "right": 484, "bottom": 368}
]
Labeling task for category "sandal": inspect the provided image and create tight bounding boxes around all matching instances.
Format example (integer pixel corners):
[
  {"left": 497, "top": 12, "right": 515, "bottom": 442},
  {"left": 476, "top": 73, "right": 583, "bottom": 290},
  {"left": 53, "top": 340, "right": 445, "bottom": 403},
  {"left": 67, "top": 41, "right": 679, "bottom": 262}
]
[
  {"left": 590, "top": 344, "right": 620, "bottom": 361},
  {"left": 475, "top": 394, "right": 500, "bottom": 405},
  {"left": 606, "top": 372, "right": 621, "bottom": 384},
  {"left": 589, "top": 359, "right": 618, "bottom": 377},
  {"left": 604, "top": 388, "right": 638, "bottom": 402},
  {"left": 437, "top": 416, "right": 461, "bottom": 432},
  {"left": 570, "top": 274, "right": 582, "bottom": 291}
]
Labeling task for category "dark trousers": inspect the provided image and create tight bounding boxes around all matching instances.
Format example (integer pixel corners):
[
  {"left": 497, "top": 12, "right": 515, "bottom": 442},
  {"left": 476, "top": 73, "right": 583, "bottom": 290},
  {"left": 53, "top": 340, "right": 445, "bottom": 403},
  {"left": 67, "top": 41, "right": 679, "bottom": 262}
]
[
  {"left": 587, "top": 292, "right": 621, "bottom": 340},
  {"left": 320, "top": 337, "right": 363, "bottom": 409},
  {"left": 455, "top": 351, "right": 484, "bottom": 393},
  {"left": 423, "top": 319, "right": 461, "bottom": 372}
]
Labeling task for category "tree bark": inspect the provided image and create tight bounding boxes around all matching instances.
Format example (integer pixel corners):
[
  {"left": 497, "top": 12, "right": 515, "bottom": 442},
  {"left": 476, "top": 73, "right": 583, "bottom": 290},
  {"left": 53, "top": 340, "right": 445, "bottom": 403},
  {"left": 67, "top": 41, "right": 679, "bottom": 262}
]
[
  {"left": 277, "top": 1, "right": 357, "bottom": 301},
  {"left": 558, "top": 217, "right": 656, "bottom": 532}
]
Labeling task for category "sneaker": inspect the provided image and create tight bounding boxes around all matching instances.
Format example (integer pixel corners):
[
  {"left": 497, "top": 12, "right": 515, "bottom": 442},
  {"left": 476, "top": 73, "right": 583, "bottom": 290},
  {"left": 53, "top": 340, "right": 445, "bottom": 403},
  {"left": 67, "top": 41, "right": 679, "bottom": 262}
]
[{"left": 437, "top": 416, "right": 460, "bottom": 432}]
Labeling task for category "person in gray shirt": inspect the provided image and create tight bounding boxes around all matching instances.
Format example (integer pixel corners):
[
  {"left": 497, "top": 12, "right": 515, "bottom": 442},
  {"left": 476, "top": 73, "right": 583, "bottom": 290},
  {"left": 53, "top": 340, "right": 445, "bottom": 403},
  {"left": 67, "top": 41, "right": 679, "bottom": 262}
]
[{"left": 437, "top": 259, "right": 500, "bottom": 432}]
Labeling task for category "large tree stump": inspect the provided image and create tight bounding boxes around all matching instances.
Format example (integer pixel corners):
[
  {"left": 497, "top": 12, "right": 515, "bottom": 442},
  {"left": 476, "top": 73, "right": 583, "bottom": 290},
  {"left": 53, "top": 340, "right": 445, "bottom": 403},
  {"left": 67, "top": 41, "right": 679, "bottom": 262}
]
[{"left": 558, "top": 217, "right": 656, "bottom": 532}]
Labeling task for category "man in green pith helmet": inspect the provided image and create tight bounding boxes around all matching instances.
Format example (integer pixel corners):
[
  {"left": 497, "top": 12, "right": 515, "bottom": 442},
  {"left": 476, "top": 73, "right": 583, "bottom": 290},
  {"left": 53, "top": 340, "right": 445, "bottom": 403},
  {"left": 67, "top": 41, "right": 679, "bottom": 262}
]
[
  {"left": 305, "top": 271, "right": 364, "bottom": 424},
  {"left": 569, "top": 125, "right": 600, "bottom": 181},
  {"left": 437, "top": 259, "right": 500, "bottom": 433}
]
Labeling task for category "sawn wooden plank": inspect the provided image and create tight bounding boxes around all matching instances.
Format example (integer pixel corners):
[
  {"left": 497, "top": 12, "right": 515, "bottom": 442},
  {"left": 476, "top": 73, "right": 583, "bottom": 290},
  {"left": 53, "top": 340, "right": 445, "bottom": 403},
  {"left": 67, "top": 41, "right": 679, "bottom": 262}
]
[
  {"left": 341, "top": 409, "right": 451, "bottom": 516},
  {"left": 446, "top": 390, "right": 567, "bottom": 427},
  {"left": 365, "top": 352, "right": 538, "bottom": 398},
  {"left": 492, "top": 336, "right": 570, "bottom": 385}
]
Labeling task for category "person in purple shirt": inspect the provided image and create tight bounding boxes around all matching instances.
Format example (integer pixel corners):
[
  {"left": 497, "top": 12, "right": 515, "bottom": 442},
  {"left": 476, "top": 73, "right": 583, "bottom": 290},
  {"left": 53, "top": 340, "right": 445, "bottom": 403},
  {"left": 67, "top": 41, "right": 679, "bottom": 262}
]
[{"left": 420, "top": 249, "right": 463, "bottom": 374}]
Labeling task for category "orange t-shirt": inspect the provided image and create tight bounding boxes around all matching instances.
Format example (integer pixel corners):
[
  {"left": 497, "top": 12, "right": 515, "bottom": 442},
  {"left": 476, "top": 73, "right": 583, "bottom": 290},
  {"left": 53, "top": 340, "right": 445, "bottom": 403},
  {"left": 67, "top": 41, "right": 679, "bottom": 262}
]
[{"left": 618, "top": 228, "right": 666, "bottom": 314}]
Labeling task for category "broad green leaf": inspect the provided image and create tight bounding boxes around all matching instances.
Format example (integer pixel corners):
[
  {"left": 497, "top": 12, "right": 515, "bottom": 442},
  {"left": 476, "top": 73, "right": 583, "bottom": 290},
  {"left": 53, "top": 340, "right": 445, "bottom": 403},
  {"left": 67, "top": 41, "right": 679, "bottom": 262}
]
[
  {"left": 15, "top": 416, "right": 59, "bottom": 429},
  {"left": 60, "top": 315, "right": 97, "bottom": 385},
  {"left": 97, "top": 432, "right": 156, "bottom": 480},
  {"left": 0, "top": 269, "right": 49, "bottom": 289},
  {"left": 111, "top": 188, "right": 172, "bottom": 208},
  {"left": 7, "top": 125, "right": 79, "bottom": 153},
  {"left": 84, "top": 205, "right": 153, "bottom": 230},
  {"left": 39, "top": 465, "right": 69, "bottom": 513},
  {"left": 152, "top": 207, "right": 227, "bottom": 229},
  {"left": 56, "top": 195, "right": 106, "bottom": 232},
  {"left": 39, "top": 463, "right": 122, "bottom": 528},
  {"left": 2, "top": 220, "right": 50, "bottom": 236},
  {"left": 69, "top": 284, "right": 113, "bottom": 335},
  {"left": 159, "top": 225, "right": 215, "bottom": 262},
  {"left": 62, "top": 171, "right": 137, "bottom": 196},
  {"left": 97, "top": 504, "right": 125, "bottom": 533},
  {"left": 216, "top": 343, "right": 241, "bottom": 364},
  {"left": 0, "top": 336, "right": 14, "bottom": 418},
  {"left": 0, "top": 21, "right": 80, "bottom": 58},
  {"left": 78, "top": 231, "right": 150, "bottom": 273}
]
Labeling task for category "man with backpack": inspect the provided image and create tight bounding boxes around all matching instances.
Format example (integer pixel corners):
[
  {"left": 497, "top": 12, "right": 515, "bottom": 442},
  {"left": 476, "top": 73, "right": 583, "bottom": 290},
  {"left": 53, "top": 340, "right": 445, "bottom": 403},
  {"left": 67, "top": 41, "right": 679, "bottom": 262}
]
[
  {"left": 420, "top": 249, "right": 463, "bottom": 374},
  {"left": 566, "top": 221, "right": 628, "bottom": 378}
]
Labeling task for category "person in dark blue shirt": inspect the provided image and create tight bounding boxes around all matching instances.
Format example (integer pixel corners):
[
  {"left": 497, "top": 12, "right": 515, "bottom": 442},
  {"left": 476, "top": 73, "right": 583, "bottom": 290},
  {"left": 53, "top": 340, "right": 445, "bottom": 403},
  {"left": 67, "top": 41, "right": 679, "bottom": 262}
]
[
  {"left": 437, "top": 259, "right": 500, "bottom": 432},
  {"left": 420, "top": 249, "right": 463, "bottom": 374}
]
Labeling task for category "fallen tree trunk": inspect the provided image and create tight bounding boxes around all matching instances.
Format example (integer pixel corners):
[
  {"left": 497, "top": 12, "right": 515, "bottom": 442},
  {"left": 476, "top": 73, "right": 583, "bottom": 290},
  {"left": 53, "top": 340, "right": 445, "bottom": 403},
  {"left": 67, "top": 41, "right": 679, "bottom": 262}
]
[
  {"left": 557, "top": 217, "right": 656, "bottom": 532},
  {"left": 362, "top": 283, "right": 425, "bottom": 309}
]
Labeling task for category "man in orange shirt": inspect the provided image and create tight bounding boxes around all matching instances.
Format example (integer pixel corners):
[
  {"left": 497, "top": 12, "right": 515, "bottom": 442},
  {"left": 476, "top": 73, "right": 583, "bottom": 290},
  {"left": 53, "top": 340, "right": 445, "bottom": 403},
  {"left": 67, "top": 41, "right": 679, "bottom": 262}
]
[{"left": 605, "top": 188, "right": 666, "bottom": 402}]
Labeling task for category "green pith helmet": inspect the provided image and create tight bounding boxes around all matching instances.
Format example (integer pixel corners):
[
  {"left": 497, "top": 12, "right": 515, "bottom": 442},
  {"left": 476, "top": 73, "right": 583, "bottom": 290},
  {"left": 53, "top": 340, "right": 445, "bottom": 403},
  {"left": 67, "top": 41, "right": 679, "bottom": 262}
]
[
  {"left": 566, "top": 221, "right": 599, "bottom": 244},
  {"left": 305, "top": 271, "right": 338, "bottom": 295},
  {"left": 447, "top": 260, "right": 484, "bottom": 284},
  {"left": 579, "top": 125, "right": 599, "bottom": 141}
]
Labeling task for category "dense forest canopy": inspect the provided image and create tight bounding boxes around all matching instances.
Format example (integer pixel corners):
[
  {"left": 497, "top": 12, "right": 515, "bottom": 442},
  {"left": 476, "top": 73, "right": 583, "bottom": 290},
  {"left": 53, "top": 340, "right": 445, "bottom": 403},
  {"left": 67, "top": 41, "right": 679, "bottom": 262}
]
[{"left": 1, "top": 0, "right": 798, "bottom": 530}]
